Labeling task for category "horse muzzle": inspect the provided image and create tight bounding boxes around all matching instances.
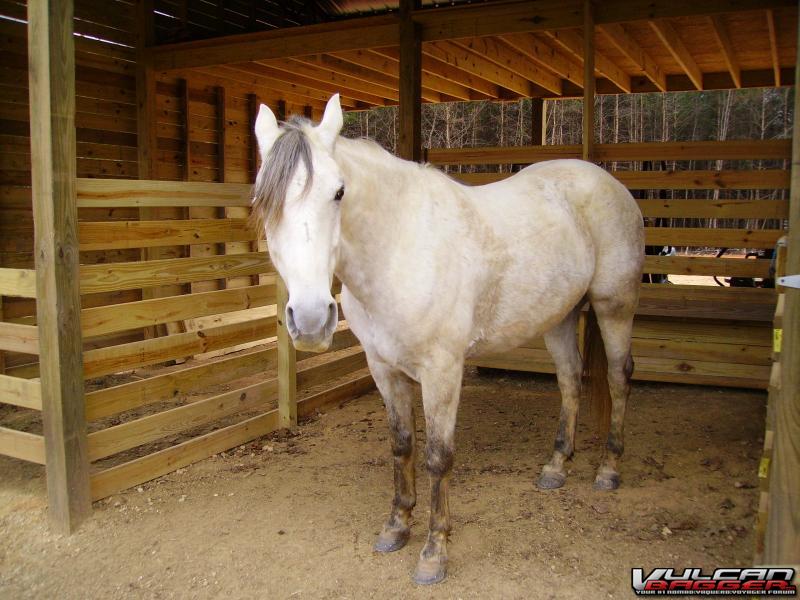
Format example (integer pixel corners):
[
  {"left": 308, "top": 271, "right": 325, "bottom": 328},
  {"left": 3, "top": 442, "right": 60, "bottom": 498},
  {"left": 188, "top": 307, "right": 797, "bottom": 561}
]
[{"left": 285, "top": 298, "right": 338, "bottom": 353}]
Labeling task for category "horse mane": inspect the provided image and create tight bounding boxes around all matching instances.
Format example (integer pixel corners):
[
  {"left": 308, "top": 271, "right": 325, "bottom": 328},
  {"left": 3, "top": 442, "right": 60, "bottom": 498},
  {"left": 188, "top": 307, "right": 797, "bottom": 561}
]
[{"left": 250, "top": 116, "right": 314, "bottom": 234}]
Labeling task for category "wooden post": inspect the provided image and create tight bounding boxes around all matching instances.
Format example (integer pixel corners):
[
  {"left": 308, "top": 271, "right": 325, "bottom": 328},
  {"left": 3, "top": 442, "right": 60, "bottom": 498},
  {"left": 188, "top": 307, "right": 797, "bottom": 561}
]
[
  {"left": 180, "top": 78, "right": 191, "bottom": 181},
  {"left": 764, "top": 13, "right": 800, "bottom": 566},
  {"left": 398, "top": 0, "right": 422, "bottom": 162},
  {"left": 531, "top": 98, "right": 544, "bottom": 146},
  {"left": 27, "top": 0, "right": 91, "bottom": 533},
  {"left": 582, "top": 0, "right": 595, "bottom": 162},
  {"left": 276, "top": 276, "right": 297, "bottom": 428},
  {"left": 215, "top": 86, "right": 226, "bottom": 180},
  {"left": 135, "top": 0, "right": 162, "bottom": 338},
  {"left": 135, "top": 0, "right": 156, "bottom": 179}
]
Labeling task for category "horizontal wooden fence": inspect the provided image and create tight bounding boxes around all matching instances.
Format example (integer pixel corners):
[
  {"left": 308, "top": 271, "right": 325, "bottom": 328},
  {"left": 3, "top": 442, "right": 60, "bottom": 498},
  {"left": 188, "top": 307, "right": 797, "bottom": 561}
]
[
  {"left": 426, "top": 139, "right": 789, "bottom": 389},
  {"left": 0, "top": 179, "right": 374, "bottom": 501}
]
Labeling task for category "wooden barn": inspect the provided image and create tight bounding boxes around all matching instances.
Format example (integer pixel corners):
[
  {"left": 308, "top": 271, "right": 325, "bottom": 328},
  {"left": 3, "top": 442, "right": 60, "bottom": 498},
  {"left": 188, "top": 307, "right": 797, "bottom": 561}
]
[{"left": 0, "top": 0, "right": 797, "bottom": 571}]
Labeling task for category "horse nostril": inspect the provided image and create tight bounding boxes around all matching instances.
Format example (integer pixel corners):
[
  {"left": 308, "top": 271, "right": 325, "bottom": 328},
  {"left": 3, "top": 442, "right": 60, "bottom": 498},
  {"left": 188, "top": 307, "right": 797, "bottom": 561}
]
[
  {"left": 327, "top": 301, "right": 337, "bottom": 328},
  {"left": 285, "top": 305, "right": 296, "bottom": 331}
]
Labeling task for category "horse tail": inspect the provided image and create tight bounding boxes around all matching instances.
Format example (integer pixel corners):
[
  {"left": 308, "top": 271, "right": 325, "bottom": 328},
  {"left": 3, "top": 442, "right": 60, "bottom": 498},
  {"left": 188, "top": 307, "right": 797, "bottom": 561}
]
[{"left": 583, "top": 305, "right": 611, "bottom": 435}]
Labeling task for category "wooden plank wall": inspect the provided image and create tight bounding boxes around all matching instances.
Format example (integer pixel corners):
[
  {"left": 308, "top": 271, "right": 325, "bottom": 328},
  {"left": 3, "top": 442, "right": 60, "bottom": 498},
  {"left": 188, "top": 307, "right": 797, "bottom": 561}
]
[
  {"left": 1, "top": 0, "right": 142, "bottom": 372},
  {"left": 0, "top": 1, "right": 373, "bottom": 502},
  {"left": 427, "top": 140, "right": 790, "bottom": 389}
]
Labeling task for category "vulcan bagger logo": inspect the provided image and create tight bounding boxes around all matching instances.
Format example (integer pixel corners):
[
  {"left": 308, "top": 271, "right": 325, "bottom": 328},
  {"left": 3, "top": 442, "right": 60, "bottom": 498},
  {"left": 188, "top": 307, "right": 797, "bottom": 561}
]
[{"left": 631, "top": 567, "right": 797, "bottom": 595}]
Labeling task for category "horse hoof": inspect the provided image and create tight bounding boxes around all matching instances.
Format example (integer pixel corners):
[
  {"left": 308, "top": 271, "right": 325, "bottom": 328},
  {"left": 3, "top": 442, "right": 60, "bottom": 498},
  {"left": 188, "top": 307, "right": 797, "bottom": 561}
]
[
  {"left": 593, "top": 473, "right": 620, "bottom": 491},
  {"left": 373, "top": 528, "right": 410, "bottom": 553},
  {"left": 537, "top": 471, "right": 566, "bottom": 490},
  {"left": 413, "top": 558, "right": 447, "bottom": 585}
]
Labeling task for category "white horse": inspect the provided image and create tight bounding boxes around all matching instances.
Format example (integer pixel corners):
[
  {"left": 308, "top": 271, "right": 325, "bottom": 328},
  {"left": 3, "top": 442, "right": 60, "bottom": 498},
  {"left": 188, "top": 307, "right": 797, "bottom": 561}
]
[{"left": 252, "top": 94, "right": 644, "bottom": 585}]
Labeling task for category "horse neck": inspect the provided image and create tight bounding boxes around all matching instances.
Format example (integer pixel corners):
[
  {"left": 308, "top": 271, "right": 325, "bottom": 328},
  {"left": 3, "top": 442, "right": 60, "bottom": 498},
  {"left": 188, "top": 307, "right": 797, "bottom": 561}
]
[{"left": 332, "top": 137, "right": 420, "bottom": 295}]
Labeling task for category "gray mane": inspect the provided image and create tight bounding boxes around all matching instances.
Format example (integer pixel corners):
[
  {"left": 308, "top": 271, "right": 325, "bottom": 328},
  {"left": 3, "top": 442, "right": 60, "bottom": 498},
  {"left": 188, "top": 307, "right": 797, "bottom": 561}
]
[{"left": 250, "top": 116, "right": 314, "bottom": 233}]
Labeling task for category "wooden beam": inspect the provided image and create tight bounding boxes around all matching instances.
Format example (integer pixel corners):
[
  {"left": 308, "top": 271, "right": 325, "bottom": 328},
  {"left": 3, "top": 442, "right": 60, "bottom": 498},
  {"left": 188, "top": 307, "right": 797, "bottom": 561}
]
[
  {"left": 83, "top": 314, "right": 277, "bottom": 379},
  {"left": 766, "top": 9, "right": 781, "bottom": 87},
  {"left": 81, "top": 282, "right": 276, "bottom": 338},
  {"left": 452, "top": 36, "right": 563, "bottom": 95},
  {"left": 285, "top": 56, "right": 401, "bottom": 102},
  {"left": 333, "top": 49, "right": 473, "bottom": 101},
  {"left": 0, "top": 322, "right": 38, "bottom": 355},
  {"left": 764, "top": 10, "right": 800, "bottom": 565},
  {"left": 0, "top": 268, "right": 37, "bottom": 298},
  {"left": 649, "top": 19, "right": 703, "bottom": 91},
  {"left": 708, "top": 15, "right": 741, "bottom": 88},
  {"left": 27, "top": 0, "right": 91, "bottom": 534},
  {"left": 582, "top": 0, "right": 595, "bottom": 162},
  {"left": 152, "top": 15, "right": 399, "bottom": 71},
  {"left": 293, "top": 53, "right": 442, "bottom": 103},
  {"left": 427, "top": 139, "right": 791, "bottom": 164},
  {"left": 501, "top": 33, "right": 583, "bottom": 88},
  {"left": 425, "top": 40, "right": 535, "bottom": 97},
  {"left": 375, "top": 46, "right": 499, "bottom": 99},
  {"left": 398, "top": 0, "right": 422, "bottom": 162},
  {"left": 149, "top": 0, "right": 795, "bottom": 71},
  {"left": 193, "top": 66, "right": 341, "bottom": 111},
  {"left": 276, "top": 276, "right": 296, "bottom": 428},
  {"left": 76, "top": 179, "right": 253, "bottom": 208},
  {"left": 543, "top": 29, "right": 631, "bottom": 93},
  {"left": 241, "top": 61, "right": 390, "bottom": 106},
  {"left": 598, "top": 23, "right": 666, "bottom": 92},
  {"left": 0, "top": 374, "right": 42, "bottom": 410},
  {"left": 0, "top": 427, "right": 45, "bottom": 465},
  {"left": 79, "top": 252, "right": 271, "bottom": 295}
]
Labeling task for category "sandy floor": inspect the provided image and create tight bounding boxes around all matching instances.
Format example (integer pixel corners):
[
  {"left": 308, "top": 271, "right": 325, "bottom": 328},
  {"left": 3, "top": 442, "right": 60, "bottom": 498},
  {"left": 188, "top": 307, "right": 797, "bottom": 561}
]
[{"left": 0, "top": 368, "right": 765, "bottom": 599}]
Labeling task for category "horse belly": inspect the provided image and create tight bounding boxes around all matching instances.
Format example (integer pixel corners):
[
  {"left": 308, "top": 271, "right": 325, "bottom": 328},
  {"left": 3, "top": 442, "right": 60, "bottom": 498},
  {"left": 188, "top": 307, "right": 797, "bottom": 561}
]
[{"left": 466, "top": 224, "right": 593, "bottom": 358}]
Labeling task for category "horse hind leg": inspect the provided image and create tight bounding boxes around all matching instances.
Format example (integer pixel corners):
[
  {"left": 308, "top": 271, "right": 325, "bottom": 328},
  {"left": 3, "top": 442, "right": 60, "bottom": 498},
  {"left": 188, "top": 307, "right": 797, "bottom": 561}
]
[
  {"left": 589, "top": 296, "right": 636, "bottom": 491},
  {"left": 370, "top": 359, "right": 418, "bottom": 553},
  {"left": 538, "top": 305, "right": 582, "bottom": 490}
]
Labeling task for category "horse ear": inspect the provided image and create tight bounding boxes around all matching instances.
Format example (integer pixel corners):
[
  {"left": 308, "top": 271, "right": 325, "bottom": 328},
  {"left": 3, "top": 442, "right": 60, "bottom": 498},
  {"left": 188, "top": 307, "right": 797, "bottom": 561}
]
[
  {"left": 255, "top": 103, "right": 280, "bottom": 158},
  {"left": 317, "top": 94, "right": 343, "bottom": 150}
]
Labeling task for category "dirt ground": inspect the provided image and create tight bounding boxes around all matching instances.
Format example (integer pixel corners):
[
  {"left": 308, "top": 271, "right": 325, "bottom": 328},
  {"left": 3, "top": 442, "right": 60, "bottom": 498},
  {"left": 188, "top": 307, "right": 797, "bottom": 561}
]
[{"left": 1, "top": 368, "right": 765, "bottom": 599}]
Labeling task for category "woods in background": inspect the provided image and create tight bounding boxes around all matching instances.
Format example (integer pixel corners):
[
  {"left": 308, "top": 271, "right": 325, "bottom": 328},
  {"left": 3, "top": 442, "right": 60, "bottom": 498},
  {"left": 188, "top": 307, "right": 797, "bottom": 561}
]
[{"left": 343, "top": 88, "right": 793, "bottom": 156}]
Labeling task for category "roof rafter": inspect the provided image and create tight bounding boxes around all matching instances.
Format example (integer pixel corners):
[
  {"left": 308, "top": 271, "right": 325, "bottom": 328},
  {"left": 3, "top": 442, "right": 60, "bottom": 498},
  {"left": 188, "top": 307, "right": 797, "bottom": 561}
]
[
  {"left": 423, "top": 40, "right": 536, "bottom": 97},
  {"left": 649, "top": 19, "right": 703, "bottom": 90},
  {"left": 708, "top": 15, "right": 741, "bottom": 88},
  {"left": 293, "top": 54, "right": 443, "bottom": 103},
  {"left": 451, "top": 36, "right": 563, "bottom": 95},
  {"left": 333, "top": 49, "right": 473, "bottom": 101},
  {"left": 188, "top": 67, "right": 334, "bottom": 113},
  {"left": 544, "top": 29, "right": 631, "bottom": 93},
  {"left": 598, "top": 23, "right": 666, "bottom": 92},
  {"left": 373, "top": 46, "right": 499, "bottom": 100},
  {"left": 274, "top": 57, "right": 401, "bottom": 103},
  {"left": 765, "top": 9, "right": 781, "bottom": 87},
  {"left": 499, "top": 32, "right": 583, "bottom": 88},
  {"left": 234, "top": 61, "right": 391, "bottom": 106}
]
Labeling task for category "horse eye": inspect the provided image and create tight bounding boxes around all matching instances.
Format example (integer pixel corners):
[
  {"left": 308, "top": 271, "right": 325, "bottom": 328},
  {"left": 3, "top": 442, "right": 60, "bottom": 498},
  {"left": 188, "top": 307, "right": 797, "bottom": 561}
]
[{"left": 334, "top": 186, "right": 345, "bottom": 202}]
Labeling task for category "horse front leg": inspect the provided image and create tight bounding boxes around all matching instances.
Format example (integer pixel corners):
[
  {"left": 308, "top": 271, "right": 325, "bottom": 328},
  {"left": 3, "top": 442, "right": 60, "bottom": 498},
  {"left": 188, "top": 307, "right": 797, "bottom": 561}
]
[
  {"left": 371, "top": 359, "right": 418, "bottom": 553},
  {"left": 415, "top": 358, "right": 463, "bottom": 585}
]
